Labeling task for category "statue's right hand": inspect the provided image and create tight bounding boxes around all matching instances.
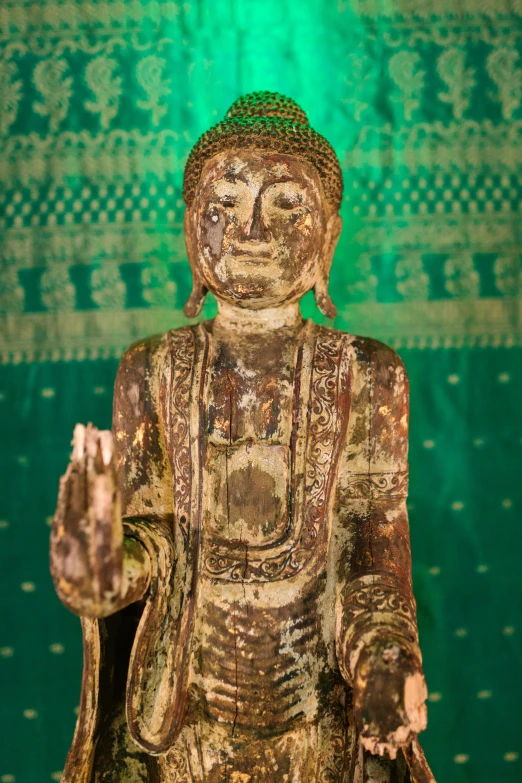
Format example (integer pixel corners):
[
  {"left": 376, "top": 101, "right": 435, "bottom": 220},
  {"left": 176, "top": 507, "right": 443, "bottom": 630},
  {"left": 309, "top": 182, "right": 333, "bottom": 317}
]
[{"left": 51, "top": 423, "right": 123, "bottom": 616}]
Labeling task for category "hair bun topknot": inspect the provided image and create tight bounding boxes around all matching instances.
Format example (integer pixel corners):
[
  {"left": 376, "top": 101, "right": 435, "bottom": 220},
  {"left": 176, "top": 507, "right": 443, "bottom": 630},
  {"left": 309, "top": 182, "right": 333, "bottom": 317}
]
[
  {"left": 225, "top": 91, "right": 310, "bottom": 127},
  {"left": 183, "top": 91, "right": 343, "bottom": 210}
]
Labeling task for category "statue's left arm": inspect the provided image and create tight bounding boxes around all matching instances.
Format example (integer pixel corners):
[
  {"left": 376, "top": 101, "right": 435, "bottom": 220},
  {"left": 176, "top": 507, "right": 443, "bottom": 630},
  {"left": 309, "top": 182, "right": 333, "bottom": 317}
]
[{"left": 335, "top": 338, "right": 427, "bottom": 758}]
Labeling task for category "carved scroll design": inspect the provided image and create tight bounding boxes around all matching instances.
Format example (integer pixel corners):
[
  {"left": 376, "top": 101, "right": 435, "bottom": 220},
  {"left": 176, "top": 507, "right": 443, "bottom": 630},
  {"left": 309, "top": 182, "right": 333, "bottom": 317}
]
[
  {"left": 337, "top": 574, "right": 419, "bottom": 680},
  {"left": 127, "top": 325, "right": 206, "bottom": 754},
  {"left": 301, "top": 330, "right": 350, "bottom": 548},
  {"left": 338, "top": 471, "right": 409, "bottom": 502},
  {"left": 204, "top": 326, "right": 352, "bottom": 582},
  {"left": 341, "top": 575, "right": 417, "bottom": 628},
  {"left": 167, "top": 327, "right": 194, "bottom": 547}
]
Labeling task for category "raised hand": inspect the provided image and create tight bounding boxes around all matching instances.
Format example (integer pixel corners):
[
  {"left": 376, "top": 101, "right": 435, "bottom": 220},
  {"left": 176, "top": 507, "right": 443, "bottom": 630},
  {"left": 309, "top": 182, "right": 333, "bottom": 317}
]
[
  {"left": 353, "top": 637, "right": 428, "bottom": 759},
  {"left": 51, "top": 423, "right": 123, "bottom": 617}
]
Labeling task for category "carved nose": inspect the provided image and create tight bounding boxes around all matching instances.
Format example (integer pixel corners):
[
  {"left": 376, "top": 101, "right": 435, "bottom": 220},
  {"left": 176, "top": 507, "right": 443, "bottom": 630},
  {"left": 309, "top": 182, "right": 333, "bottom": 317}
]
[{"left": 246, "top": 194, "right": 271, "bottom": 242}]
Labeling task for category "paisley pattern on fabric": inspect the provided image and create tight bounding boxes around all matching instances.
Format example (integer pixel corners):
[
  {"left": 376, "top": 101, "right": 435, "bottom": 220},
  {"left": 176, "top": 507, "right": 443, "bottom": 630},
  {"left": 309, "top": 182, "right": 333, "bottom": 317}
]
[{"left": 0, "top": 3, "right": 521, "bottom": 783}]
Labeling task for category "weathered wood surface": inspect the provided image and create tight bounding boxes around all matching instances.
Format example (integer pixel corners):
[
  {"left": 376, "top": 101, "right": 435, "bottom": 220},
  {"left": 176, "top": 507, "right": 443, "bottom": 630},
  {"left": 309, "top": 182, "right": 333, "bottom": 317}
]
[{"left": 50, "top": 93, "right": 434, "bottom": 783}]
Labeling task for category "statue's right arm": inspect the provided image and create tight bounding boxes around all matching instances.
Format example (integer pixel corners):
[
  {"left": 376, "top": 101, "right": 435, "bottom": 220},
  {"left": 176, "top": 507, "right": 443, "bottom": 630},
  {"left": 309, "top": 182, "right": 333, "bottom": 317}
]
[{"left": 51, "top": 335, "right": 174, "bottom": 618}]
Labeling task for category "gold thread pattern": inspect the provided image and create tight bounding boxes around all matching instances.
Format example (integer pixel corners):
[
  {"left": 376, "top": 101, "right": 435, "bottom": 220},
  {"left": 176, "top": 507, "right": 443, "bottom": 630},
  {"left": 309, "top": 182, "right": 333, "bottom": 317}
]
[
  {"left": 0, "top": 266, "right": 24, "bottom": 314},
  {"left": 0, "top": 59, "right": 23, "bottom": 136},
  {"left": 487, "top": 48, "right": 522, "bottom": 121},
  {"left": 91, "top": 263, "right": 126, "bottom": 310},
  {"left": 437, "top": 49, "right": 476, "bottom": 121},
  {"left": 1, "top": 2, "right": 521, "bottom": 364},
  {"left": 33, "top": 58, "right": 73, "bottom": 133},
  {"left": 84, "top": 56, "right": 122, "bottom": 130},
  {"left": 395, "top": 254, "right": 430, "bottom": 301},
  {"left": 389, "top": 51, "right": 425, "bottom": 121},
  {"left": 141, "top": 262, "right": 177, "bottom": 308},
  {"left": 444, "top": 253, "right": 481, "bottom": 299},
  {"left": 136, "top": 55, "right": 171, "bottom": 127},
  {"left": 493, "top": 255, "right": 522, "bottom": 296}
]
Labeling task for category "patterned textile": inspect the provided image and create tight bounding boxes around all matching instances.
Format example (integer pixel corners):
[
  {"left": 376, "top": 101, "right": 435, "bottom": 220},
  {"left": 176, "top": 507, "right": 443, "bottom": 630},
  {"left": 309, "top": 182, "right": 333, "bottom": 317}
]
[{"left": 0, "top": 1, "right": 520, "bottom": 782}]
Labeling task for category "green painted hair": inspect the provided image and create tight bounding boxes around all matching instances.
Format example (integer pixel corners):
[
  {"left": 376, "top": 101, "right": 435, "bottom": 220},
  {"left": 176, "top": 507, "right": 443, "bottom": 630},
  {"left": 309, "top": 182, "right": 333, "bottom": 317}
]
[{"left": 183, "top": 91, "right": 343, "bottom": 211}]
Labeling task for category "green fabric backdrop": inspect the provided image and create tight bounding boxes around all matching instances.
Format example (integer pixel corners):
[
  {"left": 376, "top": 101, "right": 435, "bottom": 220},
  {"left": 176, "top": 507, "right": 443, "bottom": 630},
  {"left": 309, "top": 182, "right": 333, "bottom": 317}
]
[{"left": 1, "top": 1, "right": 521, "bottom": 781}]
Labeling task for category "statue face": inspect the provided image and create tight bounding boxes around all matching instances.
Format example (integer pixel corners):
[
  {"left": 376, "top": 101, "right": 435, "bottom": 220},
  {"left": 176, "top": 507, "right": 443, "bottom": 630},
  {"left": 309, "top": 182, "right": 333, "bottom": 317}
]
[{"left": 186, "top": 150, "right": 337, "bottom": 309}]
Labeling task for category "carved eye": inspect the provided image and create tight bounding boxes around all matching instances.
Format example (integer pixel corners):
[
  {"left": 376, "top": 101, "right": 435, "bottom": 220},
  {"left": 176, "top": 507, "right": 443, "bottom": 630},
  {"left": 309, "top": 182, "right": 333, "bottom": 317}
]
[
  {"left": 220, "top": 198, "right": 237, "bottom": 208},
  {"left": 275, "top": 196, "right": 298, "bottom": 210}
]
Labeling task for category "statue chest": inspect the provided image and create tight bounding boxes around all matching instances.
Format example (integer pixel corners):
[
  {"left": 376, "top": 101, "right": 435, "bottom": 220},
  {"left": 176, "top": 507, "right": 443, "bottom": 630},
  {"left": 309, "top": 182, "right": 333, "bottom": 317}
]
[
  {"left": 163, "top": 323, "right": 352, "bottom": 584},
  {"left": 204, "top": 346, "right": 294, "bottom": 548}
]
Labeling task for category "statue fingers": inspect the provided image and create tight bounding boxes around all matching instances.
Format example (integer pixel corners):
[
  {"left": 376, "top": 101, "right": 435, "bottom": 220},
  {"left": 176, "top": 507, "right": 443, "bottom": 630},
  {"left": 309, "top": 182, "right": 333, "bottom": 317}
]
[
  {"left": 360, "top": 722, "right": 417, "bottom": 760},
  {"left": 403, "top": 670, "right": 428, "bottom": 734}
]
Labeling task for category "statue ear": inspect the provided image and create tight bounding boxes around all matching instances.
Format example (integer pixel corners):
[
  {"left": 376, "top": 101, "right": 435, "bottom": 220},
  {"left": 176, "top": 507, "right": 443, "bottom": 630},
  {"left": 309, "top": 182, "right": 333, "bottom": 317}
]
[
  {"left": 183, "top": 207, "right": 208, "bottom": 318},
  {"left": 313, "top": 212, "right": 342, "bottom": 319}
]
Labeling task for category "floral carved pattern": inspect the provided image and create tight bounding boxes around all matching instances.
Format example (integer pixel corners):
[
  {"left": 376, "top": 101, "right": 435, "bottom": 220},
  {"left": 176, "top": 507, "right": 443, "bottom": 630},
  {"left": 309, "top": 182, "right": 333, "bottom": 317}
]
[
  {"left": 338, "top": 574, "right": 419, "bottom": 660},
  {"left": 338, "top": 471, "right": 409, "bottom": 502},
  {"left": 167, "top": 328, "right": 194, "bottom": 548}
]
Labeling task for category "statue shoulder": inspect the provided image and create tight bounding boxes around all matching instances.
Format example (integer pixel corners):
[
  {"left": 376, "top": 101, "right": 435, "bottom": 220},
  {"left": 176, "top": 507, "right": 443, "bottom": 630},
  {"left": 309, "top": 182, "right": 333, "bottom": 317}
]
[
  {"left": 116, "top": 325, "right": 202, "bottom": 402},
  {"left": 118, "top": 331, "right": 170, "bottom": 376},
  {"left": 342, "top": 332, "right": 407, "bottom": 382},
  {"left": 114, "top": 333, "right": 169, "bottom": 423},
  {"left": 118, "top": 325, "right": 196, "bottom": 377},
  {"left": 322, "top": 328, "right": 409, "bottom": 403}
]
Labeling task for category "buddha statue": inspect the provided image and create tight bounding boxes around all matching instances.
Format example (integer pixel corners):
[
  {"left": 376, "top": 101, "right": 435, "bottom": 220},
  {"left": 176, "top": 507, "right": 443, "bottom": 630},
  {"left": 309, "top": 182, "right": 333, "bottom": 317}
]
[{"left": 51, "top": 92, "right": 435, "bottom": 783}]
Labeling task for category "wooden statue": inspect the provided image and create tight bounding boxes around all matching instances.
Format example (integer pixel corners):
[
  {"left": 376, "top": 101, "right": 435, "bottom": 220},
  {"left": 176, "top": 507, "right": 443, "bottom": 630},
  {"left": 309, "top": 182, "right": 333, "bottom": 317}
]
[{"left": 51, "top": 92, "right": 435, "bottom": 782}]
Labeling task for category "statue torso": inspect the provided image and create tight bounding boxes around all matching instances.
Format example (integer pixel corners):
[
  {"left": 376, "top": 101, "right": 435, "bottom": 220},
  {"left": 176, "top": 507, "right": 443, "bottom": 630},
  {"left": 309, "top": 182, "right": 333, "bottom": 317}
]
[{"left": 188, "top": 324, "right": 336, "bottom": 738}]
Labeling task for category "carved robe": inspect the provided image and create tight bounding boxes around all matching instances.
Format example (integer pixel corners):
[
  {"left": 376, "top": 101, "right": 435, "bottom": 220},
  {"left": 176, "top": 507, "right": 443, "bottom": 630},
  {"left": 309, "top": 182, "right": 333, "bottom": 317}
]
[{"left": 60, "top": 321, "right": 433, "bottom": 783}]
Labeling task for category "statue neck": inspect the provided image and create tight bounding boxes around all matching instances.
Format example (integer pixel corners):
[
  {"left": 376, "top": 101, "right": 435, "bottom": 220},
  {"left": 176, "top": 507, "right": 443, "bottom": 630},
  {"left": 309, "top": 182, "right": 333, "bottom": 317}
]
[{"left": 213, "top": 300, "right": 304, "bottom": 336}]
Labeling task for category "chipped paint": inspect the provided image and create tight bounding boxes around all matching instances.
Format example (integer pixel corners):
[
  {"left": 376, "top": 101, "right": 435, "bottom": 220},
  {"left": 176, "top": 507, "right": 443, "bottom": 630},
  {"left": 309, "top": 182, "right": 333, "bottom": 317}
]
[{"left": 50, "top": 149, "right": 433, "bottom": 782}]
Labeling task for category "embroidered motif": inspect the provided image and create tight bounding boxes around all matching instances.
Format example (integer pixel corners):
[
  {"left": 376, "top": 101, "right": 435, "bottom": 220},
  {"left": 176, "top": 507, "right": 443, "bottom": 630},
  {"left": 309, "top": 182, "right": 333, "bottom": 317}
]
[
  {"left": 33, "top": 58, "right": 73, "bottom": 133},
  {"left": 444, "top": 252, "right": 481, "bottom": 299},
  {"left": 487, "top": 47, "right": 522, "bottom": 121},
  {"left": 141, "top": 261, "right": 177, "bottom": 308},
  {"left": 91, "top": 263, "right": 126, "bottom": 309},
  {"left": 389, "top": 51, "right": 425, "bottom": 122},
  {"left": 40, "top": 263, "right": 76, "bottom": 312},
  {"left": 136, "top": 55, "right": 172, "bottom": 126},
  {"left": 0, "top": 59, "right": 23, "bottom": 136},
  {"left": 84, "top": 56, "right": 122, "bottom": 130},
  {"left": 437, "top": 49, "right": 476, "bottom": 121}
]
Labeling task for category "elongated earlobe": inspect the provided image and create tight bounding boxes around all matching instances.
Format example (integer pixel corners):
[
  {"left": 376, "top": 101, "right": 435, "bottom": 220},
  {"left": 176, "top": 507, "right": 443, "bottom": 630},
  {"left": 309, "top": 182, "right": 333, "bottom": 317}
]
[
  {"left": 313, "top": 276, "right": 337, "bottom": 319},
  {"left": 183, "top": 277, "right": 208, "bottom": 318},
  {"left": 183, "top": 207, "right": 208, "bottom": 317},
  {"left": 313, "top": 212, "right": 341, "bottom": 318}
]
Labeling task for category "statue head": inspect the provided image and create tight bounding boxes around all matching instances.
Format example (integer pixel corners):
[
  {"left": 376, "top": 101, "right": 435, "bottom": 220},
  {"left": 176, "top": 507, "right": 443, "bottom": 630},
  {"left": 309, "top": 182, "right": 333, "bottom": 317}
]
[{"left": 182, "top": 92, "right": 343, "bottom": 319}]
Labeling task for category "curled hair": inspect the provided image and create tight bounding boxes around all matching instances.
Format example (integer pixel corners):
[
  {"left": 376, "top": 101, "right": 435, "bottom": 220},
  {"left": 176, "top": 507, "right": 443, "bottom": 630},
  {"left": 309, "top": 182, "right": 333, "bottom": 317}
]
[{"left": 183, "top": 91, "right": 343, "bottom": 211}]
